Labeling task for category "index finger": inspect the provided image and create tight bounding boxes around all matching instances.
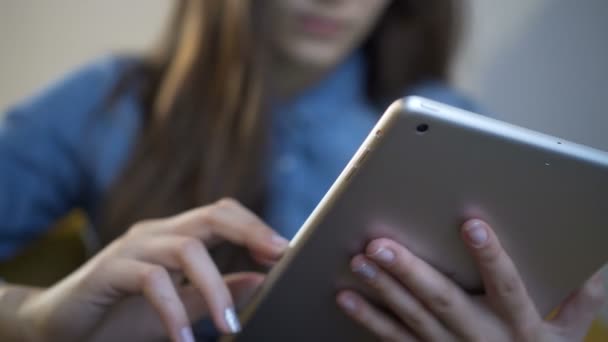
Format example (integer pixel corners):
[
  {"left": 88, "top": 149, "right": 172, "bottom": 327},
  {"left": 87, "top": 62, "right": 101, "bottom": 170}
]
[
  {"left": 461, "top": 219, "right": 540, "bottom": 327},
  {"left": 170, "top": 198, "right": 289, "bottom": 260}
]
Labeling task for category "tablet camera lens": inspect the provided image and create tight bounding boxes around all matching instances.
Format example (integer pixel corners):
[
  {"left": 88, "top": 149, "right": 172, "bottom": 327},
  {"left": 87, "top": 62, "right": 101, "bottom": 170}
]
[{"left": 416, "top": 124, "right": 429, "bottom": 134}]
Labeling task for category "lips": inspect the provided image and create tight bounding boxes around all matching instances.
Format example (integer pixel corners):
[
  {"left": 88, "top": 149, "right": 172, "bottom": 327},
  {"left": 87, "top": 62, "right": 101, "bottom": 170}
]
[{"left": 296, "top": 13, "right": 345, "bottom": 38}]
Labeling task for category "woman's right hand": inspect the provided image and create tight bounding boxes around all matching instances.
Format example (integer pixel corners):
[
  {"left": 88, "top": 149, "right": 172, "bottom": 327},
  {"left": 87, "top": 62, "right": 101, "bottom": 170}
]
[{"left": 18, "top": 198, "right": 289, "bottom": 342}]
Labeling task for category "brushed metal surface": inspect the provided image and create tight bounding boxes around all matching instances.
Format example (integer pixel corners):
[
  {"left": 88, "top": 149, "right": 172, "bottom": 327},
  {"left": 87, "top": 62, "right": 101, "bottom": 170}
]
[{"left": 227, "top": 96, "right": 608, "bottom": 341}]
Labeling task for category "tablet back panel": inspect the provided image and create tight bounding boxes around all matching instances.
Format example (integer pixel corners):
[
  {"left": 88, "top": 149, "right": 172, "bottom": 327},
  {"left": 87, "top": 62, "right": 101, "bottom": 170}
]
[{"left": 229, "top": 97, "right": 608, "bottom": 341}]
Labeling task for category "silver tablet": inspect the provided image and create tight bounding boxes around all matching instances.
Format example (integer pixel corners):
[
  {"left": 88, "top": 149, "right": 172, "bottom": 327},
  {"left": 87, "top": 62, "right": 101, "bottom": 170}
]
[{"left": 225, "top": 96, "right": 608, "bottom": 341}]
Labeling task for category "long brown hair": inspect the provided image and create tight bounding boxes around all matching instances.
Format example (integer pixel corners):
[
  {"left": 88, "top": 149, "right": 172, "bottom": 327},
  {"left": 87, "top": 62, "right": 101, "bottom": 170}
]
[{"left": 101, "top": 0, "right": 461, "bottom": 243}]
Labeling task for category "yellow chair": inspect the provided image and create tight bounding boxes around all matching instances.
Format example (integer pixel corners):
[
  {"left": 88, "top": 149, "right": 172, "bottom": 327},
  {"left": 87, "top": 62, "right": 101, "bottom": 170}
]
[
  {"left": 0, "top": 211, "right": 87, "bottom": 286},
  {"left": 587, "top": 319, "right": 608, "bottom": 341}
]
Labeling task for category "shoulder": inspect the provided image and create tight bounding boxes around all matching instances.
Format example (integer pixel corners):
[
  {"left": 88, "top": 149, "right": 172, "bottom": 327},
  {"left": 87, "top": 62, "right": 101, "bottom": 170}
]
[
  {"left": 1, "top": 55, "right": 144, "bottom": 157},
  {"left": 407, "top": 80, "right": 485, "bottom": 115},
  {"left": 0, "top": 55, "right": 144, "bottom": 196},
  {"left": 7, "top": 55, "right": 139, "bottom": 120}
]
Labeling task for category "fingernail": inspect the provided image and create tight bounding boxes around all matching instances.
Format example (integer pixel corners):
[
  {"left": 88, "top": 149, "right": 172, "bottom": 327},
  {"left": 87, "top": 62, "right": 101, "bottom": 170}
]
[
  {"left": 353, "top": 262, "right": 377, "bottom": 280},
  {"left": 465, "top": 221, "right": 488, "bottom": 248},
  {"left": 271, "top": 233, "right": 289, "bottom": 248},
  {"left": 180, "top": 327, "right": 195, "bottom": 342},
  {"left": 338, "top": 294, "right": 357, "bottom": 312},
  {"left": 370, "top": 247, "right": 395, "bottom": 264},
  {"left": 225, "top": 307, "right": 241, "bottom": 333}
]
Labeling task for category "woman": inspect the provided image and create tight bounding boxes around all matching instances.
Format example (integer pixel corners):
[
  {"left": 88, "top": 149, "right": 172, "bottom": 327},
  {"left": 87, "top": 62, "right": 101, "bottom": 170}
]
[{"left": 0, "top": 0, "right": 603, "bottom": 341}]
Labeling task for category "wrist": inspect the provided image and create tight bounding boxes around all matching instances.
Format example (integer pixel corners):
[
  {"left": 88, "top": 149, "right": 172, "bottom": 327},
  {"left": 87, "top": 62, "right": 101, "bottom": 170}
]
[
  {"left": 0, "top": 284, "right": 45, "bottom": 342},
  {"left": 19, "top": 288, "right": 49, "bottom": 342}
]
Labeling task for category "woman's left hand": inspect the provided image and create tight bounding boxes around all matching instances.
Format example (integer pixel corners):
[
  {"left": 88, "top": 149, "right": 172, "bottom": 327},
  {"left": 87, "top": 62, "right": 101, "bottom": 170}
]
[{"left": 337, "top": 219, "right": 605, "bottom": 342}]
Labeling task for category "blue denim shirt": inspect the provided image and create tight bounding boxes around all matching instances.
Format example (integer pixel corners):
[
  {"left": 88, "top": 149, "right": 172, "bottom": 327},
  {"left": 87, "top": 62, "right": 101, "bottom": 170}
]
[{"left": 0, "top": 53, "right": 479, "bottom": 259}]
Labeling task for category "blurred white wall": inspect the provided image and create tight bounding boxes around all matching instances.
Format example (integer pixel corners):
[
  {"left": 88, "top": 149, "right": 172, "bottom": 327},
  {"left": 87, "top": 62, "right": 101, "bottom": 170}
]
[
  {"left": 454, "top": 0, "right": 547, "bottom": 95},
  {"left": 0, "top": 0, "right": 171, "bottom": 111},
  {"left": 459, "top": 0, "right": 608, "bottom": 151}
]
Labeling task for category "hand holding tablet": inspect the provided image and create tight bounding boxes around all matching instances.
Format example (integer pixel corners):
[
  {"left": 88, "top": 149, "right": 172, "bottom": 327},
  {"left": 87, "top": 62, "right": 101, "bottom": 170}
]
[
  {"left": 338, "top": 219, "right": 604, "bottom": 341},
  {"left": 225, "top": 97, "right": 608, "bottom": 341}
]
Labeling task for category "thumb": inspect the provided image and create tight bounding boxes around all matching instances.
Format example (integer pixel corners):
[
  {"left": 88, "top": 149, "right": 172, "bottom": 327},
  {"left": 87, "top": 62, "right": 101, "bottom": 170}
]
[
  {"left": 550, "top": 272, "right": 605, "bottom": 339},
  {"left": 179, "top": 272, "right": 266, "bottom": 322}
]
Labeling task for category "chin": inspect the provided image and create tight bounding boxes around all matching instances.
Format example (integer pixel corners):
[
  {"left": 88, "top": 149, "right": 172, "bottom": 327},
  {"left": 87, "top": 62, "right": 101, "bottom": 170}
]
[{"left": 280, "top": 41, "right": 348, "bottom": 70}]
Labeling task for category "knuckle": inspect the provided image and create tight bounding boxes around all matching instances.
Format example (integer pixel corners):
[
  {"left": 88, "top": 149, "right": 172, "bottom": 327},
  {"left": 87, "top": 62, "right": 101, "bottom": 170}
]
[
  {"left": 140, "top": 265, "right": 168, "bottom": 288},
  {"left": 176, "top": 238, "right": 203, "bottom": 257},
  {"left": 128, "top": 220, "right": 153, "bottom": 236},
  {"left": 477, "top": 244, "right": 503, "bottom": 265},
  {"left": 368, "top": 238, "right": 399, "bottom": 254},
  {"left": 82, "top": 259, "right": 112, "bottom": 288},
  {"left": 253, "top": 225, "right": 271, "bottom": 239},
  {"left": 370, "top": 238, "right": 393, "bottom": 249},
  {"left": 365, "top": 272, "right": 382, "bottom": 288},
  {"left": 245, "top": 230, "right": 264, "bottom": 246},
  {"left": 106, "top": 236, "right": 128, "bottom": 253},
  {"left": 196, "top": 206, "right": 217, "bottom": 226},
  {"left": 108, "top": 234, "right": 138, "bottom": 257},
  {"left": 399, "top": 307, "right": 426, "bottom": 329},
  {"left": 493, "top": 275, "right": 521, "bottom": 299},
  {"left": 241, "top": 217, "right": 265, "bottom": 233},
  {"left": 216, "top": 197, "right": 239, "bottom": 208},
  {"left": 427, "top": 289, "right": 454, "bottom": 313}
]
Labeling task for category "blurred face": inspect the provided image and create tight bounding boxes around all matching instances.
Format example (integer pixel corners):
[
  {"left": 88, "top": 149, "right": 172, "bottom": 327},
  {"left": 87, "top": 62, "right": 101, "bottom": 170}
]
[{"left": 268, "top": 0, "right": 390, "bottom": 70}]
